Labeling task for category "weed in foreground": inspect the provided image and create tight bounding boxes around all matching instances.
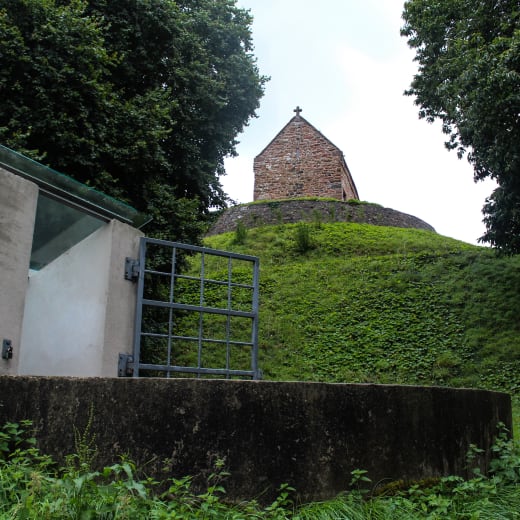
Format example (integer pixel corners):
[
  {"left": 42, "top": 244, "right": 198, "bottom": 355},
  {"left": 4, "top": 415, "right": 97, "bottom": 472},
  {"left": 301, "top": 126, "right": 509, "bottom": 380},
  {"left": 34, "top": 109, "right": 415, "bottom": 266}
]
[{"left": 0, "top": 420, "right": 294, "bottom": 519}]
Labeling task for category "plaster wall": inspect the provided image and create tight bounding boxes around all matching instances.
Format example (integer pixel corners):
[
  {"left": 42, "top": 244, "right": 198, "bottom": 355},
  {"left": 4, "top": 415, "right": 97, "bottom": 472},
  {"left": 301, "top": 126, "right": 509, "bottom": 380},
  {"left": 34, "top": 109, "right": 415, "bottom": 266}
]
[
  {"left": 0, "top": 167, "right": 38, "bottom": 375},
  {"left": 19, "top": 220, "right": 142, "bottom": 376}
]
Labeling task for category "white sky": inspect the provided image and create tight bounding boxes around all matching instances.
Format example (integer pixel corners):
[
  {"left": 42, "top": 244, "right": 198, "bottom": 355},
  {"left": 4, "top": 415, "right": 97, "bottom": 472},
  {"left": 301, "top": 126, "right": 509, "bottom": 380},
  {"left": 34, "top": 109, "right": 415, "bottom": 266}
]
[{"left": 222, "top": 0, "right": 497, "bottom": 246}]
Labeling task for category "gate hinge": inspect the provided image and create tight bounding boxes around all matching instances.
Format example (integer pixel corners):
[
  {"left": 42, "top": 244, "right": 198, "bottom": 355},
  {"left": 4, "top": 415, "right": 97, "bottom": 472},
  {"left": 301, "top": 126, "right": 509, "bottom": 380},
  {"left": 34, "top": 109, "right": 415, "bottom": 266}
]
[
  {"left": 2, "top": 339, "right": 13, "bottom": 360},
  {"left": 124, "top": 258, "right": 139, "bottom": 282},
  {"left": 118, "top": 353, "right": 134, "bottom": 377}
]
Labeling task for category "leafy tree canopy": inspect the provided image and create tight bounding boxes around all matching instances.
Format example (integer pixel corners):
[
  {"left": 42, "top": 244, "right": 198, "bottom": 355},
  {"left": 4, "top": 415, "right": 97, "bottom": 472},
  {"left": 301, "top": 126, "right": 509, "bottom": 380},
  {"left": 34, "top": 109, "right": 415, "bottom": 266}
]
[
  {"left": 401, "top": 0, "right": 520, "bottom": 253},
  {"left": 0, "top": 0, "right": 266, "bottom": 242}
]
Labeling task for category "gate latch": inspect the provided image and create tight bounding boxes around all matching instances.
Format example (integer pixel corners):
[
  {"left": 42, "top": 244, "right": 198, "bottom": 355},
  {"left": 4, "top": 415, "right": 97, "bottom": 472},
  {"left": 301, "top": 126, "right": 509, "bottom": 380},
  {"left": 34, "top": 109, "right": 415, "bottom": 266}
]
[{"left": 124, "top": 258, "right": 139, "bottom": 282}]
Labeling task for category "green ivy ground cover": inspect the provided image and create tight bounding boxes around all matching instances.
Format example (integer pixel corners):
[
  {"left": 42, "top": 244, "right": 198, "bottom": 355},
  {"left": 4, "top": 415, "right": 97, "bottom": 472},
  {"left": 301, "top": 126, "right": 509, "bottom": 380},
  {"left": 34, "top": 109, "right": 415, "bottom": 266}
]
[{"left": 204, "top": 222, "right": 520, "bottom": 403}]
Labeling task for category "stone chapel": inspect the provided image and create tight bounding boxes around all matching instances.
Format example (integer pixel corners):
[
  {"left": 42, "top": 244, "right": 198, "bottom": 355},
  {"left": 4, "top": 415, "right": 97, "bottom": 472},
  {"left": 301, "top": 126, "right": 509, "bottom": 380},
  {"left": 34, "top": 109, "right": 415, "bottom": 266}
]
[
  {"left": 253, "top": 107, "right": 359, "bottom": 202},
  {"left": 208, "top": 107, "right": 435, "bottom": 236}
]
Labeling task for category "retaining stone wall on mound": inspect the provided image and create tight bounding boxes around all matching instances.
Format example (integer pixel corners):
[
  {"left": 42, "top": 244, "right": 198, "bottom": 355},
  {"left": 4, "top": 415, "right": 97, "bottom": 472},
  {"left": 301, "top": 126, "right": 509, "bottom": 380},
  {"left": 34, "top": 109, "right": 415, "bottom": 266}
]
[
  {"left": 0, "top": 376, "right": 510, "bottom": 504},
  {"left": 207, "top": 200, "right": 435, "bottom": 236}
]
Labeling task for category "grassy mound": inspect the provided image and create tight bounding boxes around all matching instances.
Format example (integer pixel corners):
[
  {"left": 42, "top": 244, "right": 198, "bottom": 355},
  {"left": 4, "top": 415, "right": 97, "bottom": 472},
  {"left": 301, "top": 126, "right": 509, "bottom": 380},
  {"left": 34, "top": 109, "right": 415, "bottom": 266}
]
[{"left": 203, "top": 222, "right": 520, "bottom": 396}]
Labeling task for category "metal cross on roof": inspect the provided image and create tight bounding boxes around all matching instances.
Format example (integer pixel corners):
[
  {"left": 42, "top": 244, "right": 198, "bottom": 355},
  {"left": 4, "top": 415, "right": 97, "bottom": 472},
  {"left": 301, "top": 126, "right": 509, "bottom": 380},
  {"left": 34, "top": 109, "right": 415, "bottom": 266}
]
[{"left": 294, "top": 106, "right": 302, "bottom": 116}]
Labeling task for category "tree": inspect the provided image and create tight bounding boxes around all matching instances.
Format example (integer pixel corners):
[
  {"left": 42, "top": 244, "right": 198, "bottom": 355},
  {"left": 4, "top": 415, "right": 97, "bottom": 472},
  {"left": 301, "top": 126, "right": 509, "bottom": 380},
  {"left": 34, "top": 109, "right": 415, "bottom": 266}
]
[
  {"left": 401, "top": 0, "right": 520, "bottom": 253},
  {"left": 0, "top": 0, "right": 266, "bottom": 242},
  {"left": 0, "top": 0, "right": 120, "bottom": 176}
]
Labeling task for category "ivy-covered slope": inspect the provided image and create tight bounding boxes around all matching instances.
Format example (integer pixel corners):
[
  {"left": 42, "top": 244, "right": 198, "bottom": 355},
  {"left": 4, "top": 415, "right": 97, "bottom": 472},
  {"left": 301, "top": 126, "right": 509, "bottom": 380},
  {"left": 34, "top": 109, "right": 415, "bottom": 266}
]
[{"left": 203, "top": 222, "right": 520, "bottom": 395}]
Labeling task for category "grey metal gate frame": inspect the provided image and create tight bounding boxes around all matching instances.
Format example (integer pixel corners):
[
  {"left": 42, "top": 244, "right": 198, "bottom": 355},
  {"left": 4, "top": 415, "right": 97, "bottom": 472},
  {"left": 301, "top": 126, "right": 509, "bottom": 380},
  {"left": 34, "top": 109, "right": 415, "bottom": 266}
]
[{"left": 122, "top": 237, "right": 261, "bottom": 379}]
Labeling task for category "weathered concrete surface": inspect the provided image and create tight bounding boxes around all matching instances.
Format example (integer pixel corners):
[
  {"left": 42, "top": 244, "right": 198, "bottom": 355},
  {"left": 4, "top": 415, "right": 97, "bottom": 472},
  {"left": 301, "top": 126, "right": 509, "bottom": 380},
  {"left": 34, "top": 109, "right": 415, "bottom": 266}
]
[
  {"left": 0, "top": 377, "right": 511, "bottom": 503},
  {"left": 101, "top": 220, "right": 144, "bottom": 376},
  {"left": 0, "top": 168, "right": 38, "bottom": 375},
  {"left": 19, "top": 221, "right": 142, "bottom": 377},
  {"left": 207, "top": 200, "right": 435, "bottom": 237}
]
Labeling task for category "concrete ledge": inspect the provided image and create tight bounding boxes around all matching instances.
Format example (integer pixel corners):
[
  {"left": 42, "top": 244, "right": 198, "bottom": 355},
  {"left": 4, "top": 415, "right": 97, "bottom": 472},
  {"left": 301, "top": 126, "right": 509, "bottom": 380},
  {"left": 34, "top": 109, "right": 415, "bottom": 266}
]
[
  {"left": 207, "top": 200, "right": 435, "bottom": 237},
  {"left": 0, "top": 377, "right": 511, "bottom": 503},
  {"left": 0, "top": 168, "right": 38, "bottom": 375}
]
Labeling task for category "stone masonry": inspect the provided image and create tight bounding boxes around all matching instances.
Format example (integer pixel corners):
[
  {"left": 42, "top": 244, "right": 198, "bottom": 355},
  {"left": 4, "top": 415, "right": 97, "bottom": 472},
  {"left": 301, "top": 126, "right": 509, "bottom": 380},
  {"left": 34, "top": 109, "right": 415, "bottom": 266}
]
[
  {"left": 253, "top": 107, "right": 359, "bottom": 201},
  {"left": 207, "top": 200, "right": 435, "bottom": 236}
]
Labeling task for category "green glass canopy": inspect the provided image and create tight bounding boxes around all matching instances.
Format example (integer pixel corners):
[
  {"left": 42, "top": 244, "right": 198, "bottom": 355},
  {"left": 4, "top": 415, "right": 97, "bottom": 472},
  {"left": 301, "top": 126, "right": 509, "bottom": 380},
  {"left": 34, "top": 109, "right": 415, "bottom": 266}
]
[
  {"left": 0, "top": 145, "right": 150, "bottom": 270},
  {"left": 0, "top": 145, "right": 149, "bottom": 227}
]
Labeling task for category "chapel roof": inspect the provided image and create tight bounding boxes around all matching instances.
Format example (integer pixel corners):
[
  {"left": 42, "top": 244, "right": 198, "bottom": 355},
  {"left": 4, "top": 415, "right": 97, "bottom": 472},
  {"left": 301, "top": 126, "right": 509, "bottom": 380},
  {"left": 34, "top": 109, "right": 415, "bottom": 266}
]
[{"left": 255, "top": 106, "right": 344, "bottom": 159}]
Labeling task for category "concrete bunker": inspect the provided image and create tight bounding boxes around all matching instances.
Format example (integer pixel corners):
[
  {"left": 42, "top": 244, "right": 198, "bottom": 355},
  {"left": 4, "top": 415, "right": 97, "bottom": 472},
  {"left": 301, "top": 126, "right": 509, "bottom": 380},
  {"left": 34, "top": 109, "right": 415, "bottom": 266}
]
[{"left": 0, "top": 145, "right": 147, "bottom": 377}]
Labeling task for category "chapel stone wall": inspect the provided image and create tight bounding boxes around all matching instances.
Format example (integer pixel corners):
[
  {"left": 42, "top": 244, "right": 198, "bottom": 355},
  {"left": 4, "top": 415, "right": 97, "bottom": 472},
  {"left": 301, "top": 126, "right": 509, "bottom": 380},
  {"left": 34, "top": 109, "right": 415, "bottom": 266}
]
[{"left": 253, "top": 115, "right": 358, "bottom": 201}]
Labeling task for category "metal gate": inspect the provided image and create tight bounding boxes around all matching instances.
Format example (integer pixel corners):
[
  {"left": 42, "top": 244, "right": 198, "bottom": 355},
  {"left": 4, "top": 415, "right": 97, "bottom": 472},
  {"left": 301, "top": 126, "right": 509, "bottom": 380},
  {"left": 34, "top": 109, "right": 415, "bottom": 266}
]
[{"left": 120, "top": 237, "right": 261, "bottom": 379}]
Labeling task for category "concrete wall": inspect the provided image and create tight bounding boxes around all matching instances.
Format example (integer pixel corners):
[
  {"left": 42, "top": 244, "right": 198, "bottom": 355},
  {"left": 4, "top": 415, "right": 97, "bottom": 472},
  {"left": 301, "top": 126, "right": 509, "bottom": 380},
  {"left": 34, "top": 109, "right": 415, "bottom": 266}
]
[
  {"left": 101, "top": 221, "right": 144, "bottom": 376},
  {"left": 0, "top": 377, "right": 511, "bottom": 504},
  {"left": 207, "top": 200, "right": 436, "bottom": 236},
  {"left": 19, "top": 220, "right": 142, "bottom": 377},
  {"left": 0, "top": 168, "right": 38, "bottom": 375}
]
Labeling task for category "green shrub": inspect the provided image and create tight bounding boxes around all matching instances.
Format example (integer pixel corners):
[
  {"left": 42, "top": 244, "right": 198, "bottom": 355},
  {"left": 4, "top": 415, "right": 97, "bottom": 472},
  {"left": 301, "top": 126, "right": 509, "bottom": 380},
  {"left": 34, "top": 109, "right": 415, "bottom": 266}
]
[
  {"left": 233, "top": 220, "right": 248, "bottom": 245},
  {"left": 294, "top": 222, "right": 315, "bottom": 253}
]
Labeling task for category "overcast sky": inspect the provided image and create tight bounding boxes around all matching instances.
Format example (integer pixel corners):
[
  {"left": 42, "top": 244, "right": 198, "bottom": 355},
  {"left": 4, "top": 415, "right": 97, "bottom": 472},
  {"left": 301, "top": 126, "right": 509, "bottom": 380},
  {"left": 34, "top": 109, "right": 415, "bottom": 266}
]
[{"left": 222, "top": 0, "right": 496, "bottom": 246}]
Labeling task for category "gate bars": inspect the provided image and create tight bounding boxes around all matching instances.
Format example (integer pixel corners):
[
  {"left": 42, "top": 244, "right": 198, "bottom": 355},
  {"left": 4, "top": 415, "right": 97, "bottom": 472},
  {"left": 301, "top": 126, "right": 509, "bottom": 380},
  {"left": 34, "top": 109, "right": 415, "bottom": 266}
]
[{"left": 122, "top": 237, "right": 261, "bottom": 379}]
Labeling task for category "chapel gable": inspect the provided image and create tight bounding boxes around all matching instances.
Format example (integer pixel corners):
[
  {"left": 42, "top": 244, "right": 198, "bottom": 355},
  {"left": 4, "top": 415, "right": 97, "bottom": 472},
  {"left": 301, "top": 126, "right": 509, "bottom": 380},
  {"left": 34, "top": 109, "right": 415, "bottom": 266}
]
[{"left": 253, "top": 107, "right": 359, "bottom": 201}]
